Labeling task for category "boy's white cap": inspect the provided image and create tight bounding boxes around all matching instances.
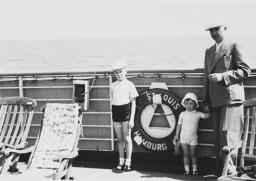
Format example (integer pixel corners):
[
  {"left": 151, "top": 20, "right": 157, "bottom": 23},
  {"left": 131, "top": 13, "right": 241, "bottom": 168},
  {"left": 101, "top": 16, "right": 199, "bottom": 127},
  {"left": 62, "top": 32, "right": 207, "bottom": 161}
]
[
  {"left": 181, "top": 93, "right": 199, "bottom": 108},
  {"left": 111, "top": 61, "right": 127, "bottom": 72}
]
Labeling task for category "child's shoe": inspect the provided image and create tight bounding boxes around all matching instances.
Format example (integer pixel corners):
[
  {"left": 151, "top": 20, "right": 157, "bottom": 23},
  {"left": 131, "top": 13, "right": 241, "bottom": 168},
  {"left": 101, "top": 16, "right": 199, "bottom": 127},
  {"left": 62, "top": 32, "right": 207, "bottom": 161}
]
[
  {"left": 192, "top": 170, "right": 198, "bottom": 175},
  {"left": 183, "top": 171, "right": 190, "bottom": 175}
]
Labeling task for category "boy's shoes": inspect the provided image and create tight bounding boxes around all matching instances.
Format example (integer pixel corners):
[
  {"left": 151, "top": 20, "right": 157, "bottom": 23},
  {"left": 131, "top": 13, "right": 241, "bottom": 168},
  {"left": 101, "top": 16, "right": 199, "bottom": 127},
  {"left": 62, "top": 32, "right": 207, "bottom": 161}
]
[
  {"left": 115, "top": 164, "right": 124, "bottom": 170},
  {"left": 123, "top": 165, "right": 132, "bottom": 171},
  {"left": 114, "top": 164, "right": 132, "bottom": 171}
]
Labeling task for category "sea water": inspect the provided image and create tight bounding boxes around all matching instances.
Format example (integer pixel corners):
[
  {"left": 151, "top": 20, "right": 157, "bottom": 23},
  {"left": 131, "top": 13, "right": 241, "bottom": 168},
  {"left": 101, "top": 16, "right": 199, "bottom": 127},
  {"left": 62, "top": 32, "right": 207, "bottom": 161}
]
[{"left": 0, "top": 36, "right": 255, "bottom": 74}]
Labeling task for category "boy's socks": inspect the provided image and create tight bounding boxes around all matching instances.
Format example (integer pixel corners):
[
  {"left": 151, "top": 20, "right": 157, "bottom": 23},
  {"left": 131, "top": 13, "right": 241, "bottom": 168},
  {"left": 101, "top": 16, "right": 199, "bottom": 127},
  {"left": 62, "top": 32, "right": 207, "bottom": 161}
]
[
  {"left": 124, "top": 159, "right": 132, "bottom": 171},
  {"left": 119, "top": 157, "right": 125, "bottom": 165},
  {"left": 125, "top": 158, "right": 131, "bottom": 166}
]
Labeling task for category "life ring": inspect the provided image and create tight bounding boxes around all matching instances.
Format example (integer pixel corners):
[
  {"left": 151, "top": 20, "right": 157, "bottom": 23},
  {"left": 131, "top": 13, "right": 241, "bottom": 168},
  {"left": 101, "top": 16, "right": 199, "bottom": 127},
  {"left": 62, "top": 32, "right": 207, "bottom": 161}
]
[{"left": 132, "top": 88, "right": 182, "bottom": 152}]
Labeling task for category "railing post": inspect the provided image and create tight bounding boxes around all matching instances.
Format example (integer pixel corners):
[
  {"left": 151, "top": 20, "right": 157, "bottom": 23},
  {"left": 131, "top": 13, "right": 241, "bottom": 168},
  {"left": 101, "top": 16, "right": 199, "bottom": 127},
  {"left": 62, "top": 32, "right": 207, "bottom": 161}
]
[
  {"left": 109, "top": 74, "right": 114, "bottom": 151},
  {"left": 18, "top": 76, "right": 24, "bottom": 97}
]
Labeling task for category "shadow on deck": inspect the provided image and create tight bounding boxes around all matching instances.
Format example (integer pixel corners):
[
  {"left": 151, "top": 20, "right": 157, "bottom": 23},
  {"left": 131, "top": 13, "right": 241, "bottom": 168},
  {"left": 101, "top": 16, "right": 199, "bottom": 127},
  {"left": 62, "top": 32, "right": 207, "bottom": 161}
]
[
  {"left": 73, "top": 150, "right": 217, "bottom": 174},
  {"left": 17, "top": 150, "right": 217, "bottom": 180}
]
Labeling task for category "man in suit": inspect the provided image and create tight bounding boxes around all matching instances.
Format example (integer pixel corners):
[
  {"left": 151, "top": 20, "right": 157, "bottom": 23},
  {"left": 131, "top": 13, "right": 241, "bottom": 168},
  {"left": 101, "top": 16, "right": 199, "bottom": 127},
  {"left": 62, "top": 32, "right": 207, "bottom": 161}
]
[{"left": 203, "top": 23, "right": 251, "bottom": 175}]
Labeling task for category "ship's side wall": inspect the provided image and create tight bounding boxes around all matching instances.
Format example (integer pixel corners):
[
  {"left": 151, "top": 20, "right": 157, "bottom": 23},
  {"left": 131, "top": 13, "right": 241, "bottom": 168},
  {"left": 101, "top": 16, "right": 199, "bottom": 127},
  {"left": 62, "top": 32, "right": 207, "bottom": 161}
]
[{"left": 0, "top": 70, "right": 255, "bottom": 158}]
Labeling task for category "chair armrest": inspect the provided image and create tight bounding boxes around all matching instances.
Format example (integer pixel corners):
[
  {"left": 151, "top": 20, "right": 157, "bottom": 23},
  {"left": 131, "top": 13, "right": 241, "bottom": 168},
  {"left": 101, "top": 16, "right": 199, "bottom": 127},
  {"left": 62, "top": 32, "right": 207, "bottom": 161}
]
[
  {"left": 3, "top": 146, "right": 34, "bottom": 154},
  {"left": 1, "top": 141, "right": 28, "bottom": 150},
  {"left": 51, "top": 149, "right": 79, "bottom": 162},
  {"left": 0, "top": 97, "right": 37, "bottom": 107},
  {"left": 59, "top": 151, "right": 78, "bottom": 159}
]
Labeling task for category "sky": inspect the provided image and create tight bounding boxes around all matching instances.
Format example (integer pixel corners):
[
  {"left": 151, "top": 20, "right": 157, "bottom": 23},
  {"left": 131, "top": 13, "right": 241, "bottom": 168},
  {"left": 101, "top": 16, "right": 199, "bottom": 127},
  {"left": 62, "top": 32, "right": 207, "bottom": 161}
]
[{"left": 0, "top": 0, "right": 256, "bottom": 40}]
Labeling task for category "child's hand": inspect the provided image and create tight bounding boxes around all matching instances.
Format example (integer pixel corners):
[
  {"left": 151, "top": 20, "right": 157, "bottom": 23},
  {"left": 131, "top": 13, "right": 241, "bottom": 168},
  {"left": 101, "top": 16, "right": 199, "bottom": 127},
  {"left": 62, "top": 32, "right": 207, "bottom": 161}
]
[
  {"left": 128, "top": 121, "right": 134, "bottom": 129},
  {"left": 203, "top": 104, "right": 210, "bottom": 113},
  {"left": 173, "top": 136, "right": 179, "bottom": 145}
]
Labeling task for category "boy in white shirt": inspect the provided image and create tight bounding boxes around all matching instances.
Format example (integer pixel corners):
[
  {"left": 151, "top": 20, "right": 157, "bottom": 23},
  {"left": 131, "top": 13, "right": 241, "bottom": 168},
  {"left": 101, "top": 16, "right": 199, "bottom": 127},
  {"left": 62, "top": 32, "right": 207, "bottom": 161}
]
[
  {"left": 173, "top": 93, "right": 209, "bottom": 175},
  {"left": 110, "top": 61, "right": 138, "bottom": 171}
]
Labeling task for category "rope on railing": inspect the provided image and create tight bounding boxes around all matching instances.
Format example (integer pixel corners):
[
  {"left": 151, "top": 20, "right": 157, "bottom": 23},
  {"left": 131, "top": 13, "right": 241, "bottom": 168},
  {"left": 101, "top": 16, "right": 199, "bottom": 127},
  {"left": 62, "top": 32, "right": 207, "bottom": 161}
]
[{"left": 0, "top": 72, "right": 205, "bottom": 81}]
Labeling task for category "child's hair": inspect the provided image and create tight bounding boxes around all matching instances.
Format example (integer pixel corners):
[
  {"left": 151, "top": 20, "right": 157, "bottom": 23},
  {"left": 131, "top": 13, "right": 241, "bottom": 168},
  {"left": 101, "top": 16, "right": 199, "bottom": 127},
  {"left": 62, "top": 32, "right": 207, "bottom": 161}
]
[{"left": 181, "top": 93, "right": 199, "bottom": 108}]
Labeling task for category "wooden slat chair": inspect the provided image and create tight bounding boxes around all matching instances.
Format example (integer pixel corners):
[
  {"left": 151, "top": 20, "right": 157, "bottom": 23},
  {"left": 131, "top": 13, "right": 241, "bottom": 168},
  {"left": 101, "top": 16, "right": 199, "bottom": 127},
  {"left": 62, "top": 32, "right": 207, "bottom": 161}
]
[
  {"left": 239, "top": 99, "right": 256, "bottom": 171},
  {"left": 26, "top": 103, "right": 82, "bottom": 180},
  {"left": 0, "top": 97, "right": 37, "bottom": 174},
  {"left": 218, "top": 99, "right": 256, "bottom": 180}
]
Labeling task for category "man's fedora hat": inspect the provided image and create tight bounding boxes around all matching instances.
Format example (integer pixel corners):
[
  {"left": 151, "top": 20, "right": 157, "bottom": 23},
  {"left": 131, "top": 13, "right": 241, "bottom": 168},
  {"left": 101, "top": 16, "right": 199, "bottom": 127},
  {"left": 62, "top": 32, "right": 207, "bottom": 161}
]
[
  {"left": 205, "top": 19, "right": 227, "bottom": 31},
  {"left": 205, "top": 23, "right": 227, "bottom": 31}
]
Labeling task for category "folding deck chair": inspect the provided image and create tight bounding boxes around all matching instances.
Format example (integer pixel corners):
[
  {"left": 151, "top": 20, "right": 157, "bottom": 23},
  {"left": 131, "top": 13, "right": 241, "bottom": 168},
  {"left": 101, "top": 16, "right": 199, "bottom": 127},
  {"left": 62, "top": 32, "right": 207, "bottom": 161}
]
[
  {"left": 236, "top": 98, "right": 256, "bottom": 179},
  {"left": 0, "top": 97, "right": 37, "bottom": 174},
  {"left": 218, "top": 98, "right": 256, "bottom": 180},
  {"left": 26, "top": 103, "right": 82, "bottom": 180}
]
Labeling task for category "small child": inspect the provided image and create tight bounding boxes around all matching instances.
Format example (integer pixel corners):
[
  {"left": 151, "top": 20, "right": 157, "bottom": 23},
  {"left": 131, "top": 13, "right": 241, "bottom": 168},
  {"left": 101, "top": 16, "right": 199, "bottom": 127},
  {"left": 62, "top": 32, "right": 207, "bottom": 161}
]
[
  {"left": 110, "top": 61, "right": 138, "bottom": 171},
  {"left": 173, "top": 93, "right": 209, "bottom": 175}
]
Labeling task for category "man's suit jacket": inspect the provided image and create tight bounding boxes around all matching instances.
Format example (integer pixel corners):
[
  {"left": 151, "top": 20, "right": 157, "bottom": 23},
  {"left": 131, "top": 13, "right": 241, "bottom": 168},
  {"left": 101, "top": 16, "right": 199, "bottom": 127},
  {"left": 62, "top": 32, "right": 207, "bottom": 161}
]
[{"left": 203, "top": 40, "right": 251, "bottom": 108}]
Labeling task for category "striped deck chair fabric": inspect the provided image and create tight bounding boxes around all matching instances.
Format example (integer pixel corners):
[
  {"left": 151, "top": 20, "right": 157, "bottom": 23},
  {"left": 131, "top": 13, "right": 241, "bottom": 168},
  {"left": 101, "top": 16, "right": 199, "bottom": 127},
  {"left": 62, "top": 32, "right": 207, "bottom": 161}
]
[
  {"left": 0, "top": 97, "right": 37, "bottom": 174},
  {"left": 27, "top": 103, "right": 81, "bottom": 180}
]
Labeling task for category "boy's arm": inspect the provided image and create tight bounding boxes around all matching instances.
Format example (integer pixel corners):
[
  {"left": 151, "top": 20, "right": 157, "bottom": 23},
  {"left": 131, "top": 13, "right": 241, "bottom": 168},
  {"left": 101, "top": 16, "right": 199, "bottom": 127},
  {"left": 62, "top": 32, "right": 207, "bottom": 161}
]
[{"left": 128, "top": 98, "right": 136, "bottom": 129}]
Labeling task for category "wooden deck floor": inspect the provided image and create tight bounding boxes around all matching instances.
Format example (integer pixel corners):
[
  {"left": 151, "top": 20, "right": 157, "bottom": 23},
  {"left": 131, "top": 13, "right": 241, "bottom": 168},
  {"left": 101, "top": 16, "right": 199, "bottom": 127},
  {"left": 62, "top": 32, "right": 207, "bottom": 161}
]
[
  {"left": 1, "top": 151, "right": 220, "bottom": 180},
  {"left": 0, "top": 165, "right": 218, "bottom": 181}
]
